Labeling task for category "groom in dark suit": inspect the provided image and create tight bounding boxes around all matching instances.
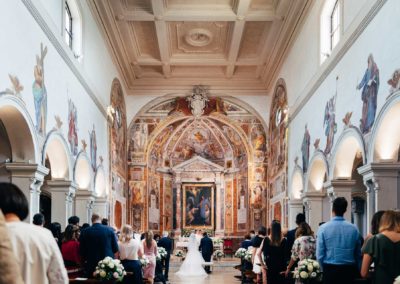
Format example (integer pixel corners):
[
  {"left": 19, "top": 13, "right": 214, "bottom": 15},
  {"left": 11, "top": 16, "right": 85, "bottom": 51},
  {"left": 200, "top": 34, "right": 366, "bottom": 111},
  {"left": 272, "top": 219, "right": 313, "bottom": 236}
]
[
  {"left": 199, "top": 232, "right": 213, "bottom": 273},
  {"left": 158, "top": 231, "right": 174, "bottom": 281}
]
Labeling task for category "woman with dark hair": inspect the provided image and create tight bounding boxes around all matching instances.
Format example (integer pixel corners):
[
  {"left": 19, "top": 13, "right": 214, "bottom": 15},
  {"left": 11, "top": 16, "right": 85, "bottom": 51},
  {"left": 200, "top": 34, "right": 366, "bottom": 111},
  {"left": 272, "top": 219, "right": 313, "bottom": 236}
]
[
  {"left": 49, "top": 222, "right": 62, "bottom": 249},
  {"left": 260, "top": 221, "right": 288, "bottom": 284},
  {"left": 284, "top": 222, "right": 316, "bottom": 282},
  {"left": 142, "top": 230, "right": 158, "bottom": 284},
  {"left": 252, "top": 226, "right": 267, "bottom": 283},
  {"left": 363, "top": 210, "right": 385, "bottom": 246},
  {"left": 61, "top": 224, "right": 81, "bottom": 278}
]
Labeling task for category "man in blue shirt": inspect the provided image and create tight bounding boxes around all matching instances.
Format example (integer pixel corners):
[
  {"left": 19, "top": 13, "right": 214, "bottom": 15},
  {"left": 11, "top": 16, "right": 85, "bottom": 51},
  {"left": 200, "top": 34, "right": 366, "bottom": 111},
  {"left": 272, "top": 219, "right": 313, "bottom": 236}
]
[{"left": 317, "top": 197, "right": 361, "bottom": 284}]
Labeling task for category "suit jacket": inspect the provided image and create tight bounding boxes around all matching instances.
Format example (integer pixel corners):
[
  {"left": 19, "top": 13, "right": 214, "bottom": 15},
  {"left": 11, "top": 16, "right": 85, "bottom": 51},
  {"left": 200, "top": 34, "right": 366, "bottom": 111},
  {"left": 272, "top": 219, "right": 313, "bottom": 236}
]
[
  {"left": 158, "top": 237, "right": 173, "bottom": 255},
  {"left": 79, "top": 223, "right": 119, "bottom": 274},
  {"left": 199, "top": 236, "right": 213, "bottom": 258}
]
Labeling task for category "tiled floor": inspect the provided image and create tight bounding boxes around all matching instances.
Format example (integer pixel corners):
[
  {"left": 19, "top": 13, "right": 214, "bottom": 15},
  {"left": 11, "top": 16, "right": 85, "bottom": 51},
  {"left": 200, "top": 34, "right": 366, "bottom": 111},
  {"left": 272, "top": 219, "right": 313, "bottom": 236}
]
[{"left": 168, "top": 268, "right": 240, "bottom": 284}]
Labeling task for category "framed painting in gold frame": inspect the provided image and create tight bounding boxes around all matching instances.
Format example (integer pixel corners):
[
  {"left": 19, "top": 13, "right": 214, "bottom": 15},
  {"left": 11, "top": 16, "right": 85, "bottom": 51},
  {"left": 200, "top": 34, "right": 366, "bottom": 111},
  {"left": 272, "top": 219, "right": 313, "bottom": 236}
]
[{"left": 182, "top": 183, "right": 214, "bottom": 229}]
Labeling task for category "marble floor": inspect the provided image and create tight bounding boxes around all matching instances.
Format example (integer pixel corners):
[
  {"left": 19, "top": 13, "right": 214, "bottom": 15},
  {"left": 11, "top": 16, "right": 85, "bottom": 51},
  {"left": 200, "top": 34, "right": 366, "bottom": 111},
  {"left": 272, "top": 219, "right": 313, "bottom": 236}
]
[{"left": 168, "top": 268, "right": 240, "bottom": 284}]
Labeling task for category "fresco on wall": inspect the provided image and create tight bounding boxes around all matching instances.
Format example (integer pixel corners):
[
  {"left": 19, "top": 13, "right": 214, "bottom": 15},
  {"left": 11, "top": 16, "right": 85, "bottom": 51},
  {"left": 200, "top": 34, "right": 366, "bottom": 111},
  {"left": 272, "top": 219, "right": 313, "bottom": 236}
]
[
  {"left": 68, "top": 99, "right": 78, "bottom": 155},
  {"left": 301, "top": 124, "right": 310, "bottom": 173},
  {"left": 237, "top": 177, "right": 248, "bottom": 231},
  {"left": 148, "top": 175, "right": 160, "bottom": 230},
  {"left": 323, "top": 94, "right": 337, "bottom": 155},
  {"left": 130, "top": 181, "right": 144, "bottom": 231},
  {"left": 388, "top": 68, "right": 400, "bottom": 95},
  {"left": 89, "top": 124, "right": 97, "bottom": 171},
  {"left": 163, "top": 178, "right": 173, "bottom": 231},
  {"left": 356, "top": 54, "right": 380, "bottom": 134},
  {"left": 0, "top": 75, "right": 24, "bottom": 98},
  {"left": 32, "top": 43, "right": 48, "bottom": 135}
]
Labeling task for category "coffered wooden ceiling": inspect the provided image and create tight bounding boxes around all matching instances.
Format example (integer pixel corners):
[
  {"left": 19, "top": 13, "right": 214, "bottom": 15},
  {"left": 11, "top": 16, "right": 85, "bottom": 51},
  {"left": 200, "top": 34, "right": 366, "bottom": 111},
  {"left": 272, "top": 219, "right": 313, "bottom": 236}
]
[{"left": 89, "top": 0, "right": 311, "bottom": 94}]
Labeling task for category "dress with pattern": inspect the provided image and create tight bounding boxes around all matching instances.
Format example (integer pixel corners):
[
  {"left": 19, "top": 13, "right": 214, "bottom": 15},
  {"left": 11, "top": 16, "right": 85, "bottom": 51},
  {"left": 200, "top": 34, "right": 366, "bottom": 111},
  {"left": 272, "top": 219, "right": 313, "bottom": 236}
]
[{"left": 291, "top": 236, "right": 316, "bottom": 284}]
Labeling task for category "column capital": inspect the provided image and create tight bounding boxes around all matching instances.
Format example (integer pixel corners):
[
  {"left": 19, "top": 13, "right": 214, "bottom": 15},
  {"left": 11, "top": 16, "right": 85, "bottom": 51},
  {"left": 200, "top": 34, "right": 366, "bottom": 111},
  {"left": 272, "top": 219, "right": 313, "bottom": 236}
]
[
  {"left": 301, "top": 190, "right": 326, "bottom": 201},
  {"left": 6, "top": 162, "right": 49, "bottom": 191}
]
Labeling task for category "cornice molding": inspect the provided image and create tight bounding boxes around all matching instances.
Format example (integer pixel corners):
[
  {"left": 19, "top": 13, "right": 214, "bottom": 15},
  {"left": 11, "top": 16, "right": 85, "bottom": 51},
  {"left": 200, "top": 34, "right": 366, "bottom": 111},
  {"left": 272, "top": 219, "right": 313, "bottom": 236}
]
[
  {"left": 289, "top": 0, "right": 387, "bottom": 123},
  {"left": 21, "top": 0, "right": 107, "bottom": 118}
]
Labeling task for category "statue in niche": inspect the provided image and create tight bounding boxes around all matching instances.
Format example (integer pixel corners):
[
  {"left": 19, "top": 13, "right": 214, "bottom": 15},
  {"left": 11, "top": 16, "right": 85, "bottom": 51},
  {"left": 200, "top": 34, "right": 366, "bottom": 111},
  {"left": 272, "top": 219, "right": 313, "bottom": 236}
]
[
  {"left": 301, "top": 124, "right": 310, "bottom": 173},
  {"left": 187, "top": 85, "right": 209, "bottom": 118}
]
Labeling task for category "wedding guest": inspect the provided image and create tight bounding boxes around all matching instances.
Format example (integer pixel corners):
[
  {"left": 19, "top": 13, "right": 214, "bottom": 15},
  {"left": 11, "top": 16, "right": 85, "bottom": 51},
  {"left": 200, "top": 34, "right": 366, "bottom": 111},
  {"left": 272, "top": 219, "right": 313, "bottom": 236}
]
[
  {"left": 285, "top": 222, "right": 316, "bottom": 282},
  {"left": 81, "top": 223, "right": 90, "bottom": 230},
  {"left": 241, "top": 234, "right": 253, "bottom": 249},
  {"left": 62, "top": 224, "right": 82, "bottom": 278},
  {"left": 361, "top": 210, "right": 400, "bottom": 283},
  {"left": 0, "top": 183, "right": 68, "bottom": 284},
  {"left": 101, "top": 218, "right": 109, "bottom": 226},
  {"left": 158, "top": 231, "right": 173, "bottom": 281},
  {"left": 363, "top": 210, "right": 385, "bottom": 246},
  {"left": 317, "top": 197, "right": 361, "bottom": 284},
  {"left": 79, "top": 214, "right": 119, "bottom": 277},
  {"left": 250, "top": 230, "right": 256, "bottom": 241},
  {"left": 154, "top": 233, "right": 161, "bottom": 242},
  {"left": 252, "top": 226, "right": 266, "bottom": 283},
  {"left": 68, "top": 215, "right": 80, "bottom": 226},
  {"left": 118, "top": 225, "right": 143, "bottom": 284},
  {"left": 49, "top": 222, "right": 62, "bottom": 249},
  {"left": 260, "top": 221, "right": 288, "bottom": 284},
  {"left": 32, "top": 212, "right": 44, "bottom": 226},
  {"left": 0, "top": 209, "right": 24, "bottom": 284},
  {"left": 287, "top": 213, "right": 306, "bottom": 255},
  {"left": 142, "top": 230, "right": 158, "bottom": 284}
]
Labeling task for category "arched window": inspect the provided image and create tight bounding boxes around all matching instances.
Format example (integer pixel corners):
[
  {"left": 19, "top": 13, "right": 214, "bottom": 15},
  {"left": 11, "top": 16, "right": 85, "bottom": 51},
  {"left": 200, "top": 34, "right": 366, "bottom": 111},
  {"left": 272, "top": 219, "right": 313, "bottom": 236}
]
[
  {"left": 63, "top": 0, "right": 82, "bottom": 60},
  {"left": 320, "top": 0, "right": 342, "bottom": 63}
]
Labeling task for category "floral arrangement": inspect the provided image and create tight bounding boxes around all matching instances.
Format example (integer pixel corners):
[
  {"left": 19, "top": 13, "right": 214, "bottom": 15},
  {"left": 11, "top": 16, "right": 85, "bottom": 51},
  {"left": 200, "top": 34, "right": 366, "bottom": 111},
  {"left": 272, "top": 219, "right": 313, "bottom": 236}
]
[
  {"left": 395, "top": 276, "right": 400, "bottom": 284},
  {"left": 293, "top": 259, "right": 322, "bottom": 283},
  {"left": 213, "top": 249, "right": 224, "bottom": 259},
  {"left": 156, "top": 247, "right": 168, "bottom": 261},
  {"left": 140, "top": 257, "right": 150, "bottom": 267},
  {"left": 93, "top": 256, "right": 126, "bottom": 282},
  {"left": 244, "top": 247, "right": 254, "bottom": 262},
  {"left": 175, "top": 249, "right": 184, "bottom": 257},
  {"left": 235, "top": 248, "right": 247, "bottom": 259},
  {"left": 213, "top": 238, "right": 223, "bottom": 245}
]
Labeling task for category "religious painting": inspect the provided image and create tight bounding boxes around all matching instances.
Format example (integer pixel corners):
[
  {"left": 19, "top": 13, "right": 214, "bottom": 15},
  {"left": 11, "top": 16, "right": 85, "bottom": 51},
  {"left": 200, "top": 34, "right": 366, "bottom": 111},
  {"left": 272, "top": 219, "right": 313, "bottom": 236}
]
[
  {"left": 323, "top": 94, "right": 337, "bottom": 155},
  {"left": 388, "top": 68, "right": 400, "bottom": 95},
  {"left": 32, "top": 43, "right": 48, "bottom": 136},
  {"left": 67, "top": 99, "right": 78, "bottom": 155},
  {"left": 224, "top": 180, "right": 233, "bottom": 232},
  {"left": 148, "top": 177, "right": 160, "bottom": 230},
  {"left": 182, "top": 183, "right": 214, "bottom": 229},
  {"left": 301, "top": 124, "right": 310, "bottom": 173},
  {"left": 237, "top": 177, "right": 248, "bottom": 231},
  {"left": 163, "top": 178, "right": 173, "bottom": 231},
  {"left": 131, "top": 122, "right": 148, "bottom": 153},
  {"left": 356, "top": 54, "right": 379, "bottom": 134},
  {"left": 251, "top": 183, "right": 264, "bottom": 209},
  {"left": 273, "top": 202, "right": 282, "bottom": 222},
  {"left": 89, "top": 124, "right": 97, "bottom": 171},
  {"left": 130, "top": 181, "right": 144, "bottom": 206},
  {"left": 130, "top": 167, "right": 144, "bottom": 181}
]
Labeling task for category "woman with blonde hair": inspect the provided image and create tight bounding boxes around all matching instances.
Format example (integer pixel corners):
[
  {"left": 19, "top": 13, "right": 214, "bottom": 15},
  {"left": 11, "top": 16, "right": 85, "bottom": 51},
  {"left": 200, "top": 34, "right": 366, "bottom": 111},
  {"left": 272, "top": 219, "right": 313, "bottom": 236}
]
[
  {"left": 142, "top": 230, "right": 158, "bottom": 284},
  {"left": 361, "top": 210, "right": 400, "bottom": 283},
  {"left": 118, "top": 225, "right": 143, "bottom": 284}
]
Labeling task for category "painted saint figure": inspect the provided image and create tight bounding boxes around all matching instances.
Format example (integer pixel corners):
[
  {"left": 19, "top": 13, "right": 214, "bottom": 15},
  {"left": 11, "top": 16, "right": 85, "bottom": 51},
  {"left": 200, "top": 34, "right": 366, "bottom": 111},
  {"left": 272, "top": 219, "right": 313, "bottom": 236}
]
[
  {"left": 89, "top": 124, "right": 97, "bottom": 171},
  {"left": 356, "top": 54, "right": 380, "bottom": 134},
  {"left": 68, "top": 99, "right": 78, "bottom": 155},
  {"left": 301, "top": 124, "right": 310, "bottom": 173},
  {"left": 32, "top": 44, "right": 48, "bottom": 135},
  {"left": 323, "top": 95, "right": 337, "bottom": 155}
]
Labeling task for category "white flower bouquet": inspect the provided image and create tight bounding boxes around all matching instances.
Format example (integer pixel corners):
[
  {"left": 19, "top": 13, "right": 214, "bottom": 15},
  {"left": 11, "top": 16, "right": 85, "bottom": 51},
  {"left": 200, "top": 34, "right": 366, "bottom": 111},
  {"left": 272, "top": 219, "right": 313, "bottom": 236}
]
[
  {"left": 213, "top": 249, "right": 224, "bottom": 259},
  {"left": 93, "top": 256, "right": 126, "bottom": 282},
  {"left": 244, "top": 247, "right": 254, "bottom": 263},
  {"left": 293, "top": 259, "right": 322, "bottom": 283},
  {"left": 175, "top": 249, "right": 184, "bottom": 257},
  {"left": 213, "top": 238, "right": 223, "bottom": 245},
  {"left": 156, "top": 247, "right": 168, "bottom": 261},
  {"left": 235, "top": 248, "right": 247, "bottom": 259},
  {"left": 394, "top": 275, "right": 400, "bottom": 284},
  {"left": 140, "top": 256, "right": 150, "bottom": 267}
]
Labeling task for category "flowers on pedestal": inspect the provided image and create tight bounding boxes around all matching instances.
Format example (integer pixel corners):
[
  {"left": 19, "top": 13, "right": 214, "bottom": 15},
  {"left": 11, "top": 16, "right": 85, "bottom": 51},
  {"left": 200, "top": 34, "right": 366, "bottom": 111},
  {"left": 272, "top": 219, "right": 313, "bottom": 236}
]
[
  {"left": 293, "top": 259, "right": 322, "bottom": 283},
  {"left": 93, "top": 256, "right": 126, "bottom": 282}
]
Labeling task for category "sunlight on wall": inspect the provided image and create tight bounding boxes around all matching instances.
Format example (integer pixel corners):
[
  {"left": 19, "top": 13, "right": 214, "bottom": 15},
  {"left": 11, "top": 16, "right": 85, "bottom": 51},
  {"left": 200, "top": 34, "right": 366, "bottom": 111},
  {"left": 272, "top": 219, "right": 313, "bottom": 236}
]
[
  {"left": 95, "top": 168, "right": 106, "bottom": 197},
  {"left": 75, "top": 156, "right": 91, "bottom": 190},
  {"left": 308, "top": 159, "right": 326, "bottom": 191},
  {"left": 46, "top": 138, "right": 69, "bottom": 179},
  {"left": 334, "top": 136, "right": 361, "bottom": 179},
  {"left": 291, "top": 170, "right": 303, "bottom": 199}
]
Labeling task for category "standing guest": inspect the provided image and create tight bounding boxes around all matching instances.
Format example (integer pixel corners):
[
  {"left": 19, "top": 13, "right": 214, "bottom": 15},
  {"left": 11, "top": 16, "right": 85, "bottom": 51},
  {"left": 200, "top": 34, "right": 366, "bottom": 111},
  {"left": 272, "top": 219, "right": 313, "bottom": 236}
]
[
  {"left": 361, "top": 210, "right": 400, "bottom": 283},
  {"left": 68, "top": 215, "right": 80, "bottom": 226},
  {"left": 49, "top": 222, "right": 62, "bottom": 249},
  {"left": 250, "top": 230, "right": 256, "bottom": 241},
  {"left": 118, "top": 225, "right": 143, "bottom": 284},
  {"left": 158, "top": 231, "right": 173, "bottom": 281},
  {"left": 0, "top": 183, "right": 68, "bottom": 284},
  {"left": 287, "top": 213, "right": 306, "bottom": 255},
  {"left": 252, "top": 226, "right": 266, "bottom": 283},
  {"left": 79, "top": 214, "right": 119, "bottom": 277},
  {"left": 363, "top": 210, "right": 385, "bottom": 246},
  {"left": 32, "top": 212, "right": 44, "bottom": 226},
  {"left": 317, "top": 197, "right": 361, "bottom": 284},
  {"left": 154, "top": 233, "right": 161, "bottom": 242},
  {"left": 142, "top": 230, "right": 158, "bottom": 284},
  {"left": 62, "top": 224, "right": 82, "bottom": 278},
  {"left": 101, "top": 218, "right": 109, "bottom": 226},
  {"left": 285, "top": 222, "right": 316, "bottom": 282},
  {"left": 81, "top": 223, "right": 90, "bottom": 230},
  {"left": 260, "top": 221, "right": 288, "bottom": 284},
  {"left": 241, "top": 234, "right": 253, "bottom": 249},
  {"left": 0, "top": 209, "right": 24, "bottom": 284},
  {"left": 199, "top": 231, "right": 214, "bottom": 273}
]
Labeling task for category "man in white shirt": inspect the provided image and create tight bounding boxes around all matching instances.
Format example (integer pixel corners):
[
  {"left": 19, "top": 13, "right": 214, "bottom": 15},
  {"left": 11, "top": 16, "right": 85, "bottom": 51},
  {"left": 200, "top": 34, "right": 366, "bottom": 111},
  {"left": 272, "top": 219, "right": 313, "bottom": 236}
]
[{"left": 0, "top": 183, "right": 68, "bottom": 284}]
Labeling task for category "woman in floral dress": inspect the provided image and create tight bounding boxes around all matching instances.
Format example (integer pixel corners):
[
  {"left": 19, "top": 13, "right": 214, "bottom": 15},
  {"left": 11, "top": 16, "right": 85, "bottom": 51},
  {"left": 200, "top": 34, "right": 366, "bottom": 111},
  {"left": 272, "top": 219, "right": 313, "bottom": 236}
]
[{"left": 284, "top": 222, "right": 316, "bottom": 283}]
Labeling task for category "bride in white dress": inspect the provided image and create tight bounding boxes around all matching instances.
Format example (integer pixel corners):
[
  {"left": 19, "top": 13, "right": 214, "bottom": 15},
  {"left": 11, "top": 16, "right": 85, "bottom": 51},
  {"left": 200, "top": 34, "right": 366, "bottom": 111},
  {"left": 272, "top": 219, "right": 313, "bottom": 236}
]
[{"left": 175, "top": 233, "right": 207, "bottom": 278}]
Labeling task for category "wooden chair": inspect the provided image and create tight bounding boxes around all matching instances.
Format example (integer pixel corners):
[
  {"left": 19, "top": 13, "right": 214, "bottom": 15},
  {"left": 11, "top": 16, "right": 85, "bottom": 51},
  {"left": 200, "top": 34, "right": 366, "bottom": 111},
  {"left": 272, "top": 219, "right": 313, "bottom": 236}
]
[{"left": 223, "top": 238, "right": 233, "bottom": 257}]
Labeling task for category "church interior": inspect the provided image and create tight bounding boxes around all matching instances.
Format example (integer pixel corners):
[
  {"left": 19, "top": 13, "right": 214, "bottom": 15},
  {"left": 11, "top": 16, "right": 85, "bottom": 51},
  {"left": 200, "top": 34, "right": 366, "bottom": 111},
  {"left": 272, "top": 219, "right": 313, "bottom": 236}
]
[{"left": 1, "top": 0, "right": 400, "bottom": 283}]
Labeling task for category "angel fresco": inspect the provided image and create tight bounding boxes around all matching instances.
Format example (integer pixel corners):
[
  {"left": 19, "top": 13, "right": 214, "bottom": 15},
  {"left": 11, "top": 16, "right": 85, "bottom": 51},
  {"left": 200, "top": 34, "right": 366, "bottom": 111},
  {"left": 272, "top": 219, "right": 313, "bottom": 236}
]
[
  {"left": 323, "top": 95, "right": 337, "bottom": 155},
  {"left": 356, "top": 54, "right": 379, "bottom": 134},
  {"left": 32, "top": 44, "right": 48, "bottom": 135}
]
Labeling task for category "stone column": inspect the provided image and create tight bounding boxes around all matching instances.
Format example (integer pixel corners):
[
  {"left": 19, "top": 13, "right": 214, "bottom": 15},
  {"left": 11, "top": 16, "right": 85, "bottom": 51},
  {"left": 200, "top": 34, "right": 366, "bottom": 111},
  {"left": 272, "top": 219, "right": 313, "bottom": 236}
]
[
  {"left": 93, "top": 197, "right": 109, "bottom": 220},
  {"left": 175, "top": 181, "right": 182, "bottom": 235},
  {"left": 46, "top": 180, "right": 77, "bottom": 228},
  {"left": 302, "top": 191, "right": 326, "bottom": 232},
  {"left": 288, "top": 199, "right": 303, "bottom": 229},
  {"left": 215, "top": 172, "right": 223, "bottom": 235},
  {"left": 75, "top": 191, "right": 96, "bottom": 224},
  {"left": 5, "top": 163, "right": 49, "bottom": 222},
  {"left": 324, "top": 179, "right": 356, "bottom": 221}
]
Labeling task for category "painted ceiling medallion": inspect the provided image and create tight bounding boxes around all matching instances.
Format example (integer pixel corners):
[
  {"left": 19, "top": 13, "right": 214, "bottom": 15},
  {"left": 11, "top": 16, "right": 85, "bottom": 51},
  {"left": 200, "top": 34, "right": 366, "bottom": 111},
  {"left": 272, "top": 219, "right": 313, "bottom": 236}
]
[{"left": 185, "top": 28, "right": 213, "bottom": 47}]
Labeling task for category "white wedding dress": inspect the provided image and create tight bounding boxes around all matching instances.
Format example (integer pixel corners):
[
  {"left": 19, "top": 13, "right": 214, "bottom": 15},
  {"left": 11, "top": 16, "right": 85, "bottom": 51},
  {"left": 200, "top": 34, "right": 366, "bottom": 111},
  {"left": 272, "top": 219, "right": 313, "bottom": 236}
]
[{"left": 175, "top": 233, "right": 208, "bottom": 278}]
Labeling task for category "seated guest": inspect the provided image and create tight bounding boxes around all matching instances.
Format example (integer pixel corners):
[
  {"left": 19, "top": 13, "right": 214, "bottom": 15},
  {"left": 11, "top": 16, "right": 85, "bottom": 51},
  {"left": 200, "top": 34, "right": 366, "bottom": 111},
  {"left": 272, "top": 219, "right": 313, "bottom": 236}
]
[
  {"left": 68, "top": 215, "right": 80, "bottom": 226},
  {"left": 118, "top": 225, "right": 143, "bottom": 284},
  {"left": 361, "top": 210, "right": 400, "bottom": 283},
  {"left": 0, "top": 209, "right": 24, "bottom": 284},
  {"left": 49, "top": 222, "right": 62, "bottom": 249},
  {"left": 32, "top": 212, "right": 44, "bottom": 226},
  {"left": 241, "top": 234, "right": 253, "bottom": 249},
  {"left": 0, "top": 183, "right": 68, "bottom": 284},
  {"left": 62, "top": 224, "right": 82, "bottom": 278},
  {"left": 79, "top": 214, "right": 119, "bottom": 277}
]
